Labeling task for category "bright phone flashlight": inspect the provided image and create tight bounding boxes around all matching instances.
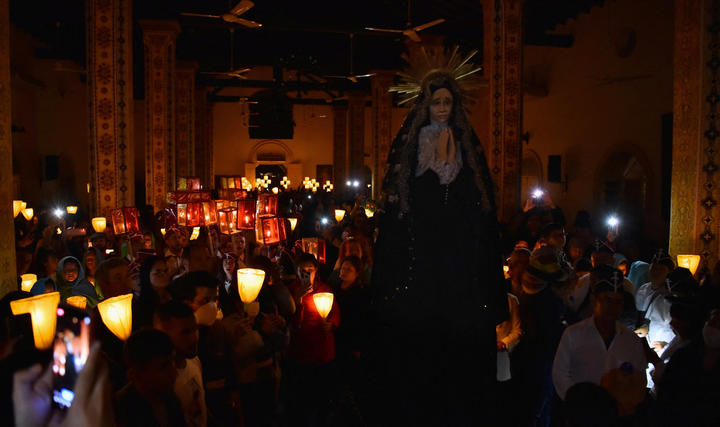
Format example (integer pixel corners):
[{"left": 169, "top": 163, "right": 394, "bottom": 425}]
[
  {"left": 532, "top": 189, "right": 544, "bottom": 199},
  {"left": 607, "top": 216, "right": 619, "bottom": 227}
]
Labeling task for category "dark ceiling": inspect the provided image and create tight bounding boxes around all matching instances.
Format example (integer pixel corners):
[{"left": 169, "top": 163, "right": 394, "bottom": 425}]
[{"left": 10, "top": 0, "right": 605, "bottom": 98}]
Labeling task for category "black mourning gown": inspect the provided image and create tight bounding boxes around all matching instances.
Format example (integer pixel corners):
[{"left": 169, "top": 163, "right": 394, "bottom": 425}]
[{"left": 366, "top": 162, "right": 504, "bottom": 425}]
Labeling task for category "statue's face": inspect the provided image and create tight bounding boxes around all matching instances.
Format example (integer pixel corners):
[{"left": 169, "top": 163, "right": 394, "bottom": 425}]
[{"left": 429, "top": 88, "right": 453, "bottom": 123}]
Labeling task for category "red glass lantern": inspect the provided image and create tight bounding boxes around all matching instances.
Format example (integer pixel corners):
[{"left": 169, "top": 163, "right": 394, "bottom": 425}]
[
  {"left": 237, "top": 199, "right": 256, "bottom": 230},
  {"left": 257, "top": 194, "right": 278, "bottom": 218},
  {"left": 110, "top": 207, "right": 140, "bottom": 235},
  {"left": 188, "top": 177, "right": 201, "bottom": 191},
  {"left": 301, "top": 237, "right": 326, "bottom": 264},
  {"left": 218, "top": 189, "right": 247, "bottom": 201},
  {"left": 202, "top": 201, "right": 217, "bottom": 225},
  {"left": 218, "top": 210, "right": 231, "bottom": 234},
  {"left": 260, "top": 217, "right": 283, "bottom": 245},
  {"left": 234, "top": 177, "right": 243, "bottom": 189},
  {"left": 177, "top": 203, "right": 202, "bottom": 227}
]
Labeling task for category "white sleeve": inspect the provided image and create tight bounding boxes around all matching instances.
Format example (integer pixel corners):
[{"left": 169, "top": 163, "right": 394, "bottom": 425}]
[
  {"left": 552, "top": 328, "right": 575, "bottom": 400},
  {"left": 502, "top": 294, "right": 523, "bottom": 351}
]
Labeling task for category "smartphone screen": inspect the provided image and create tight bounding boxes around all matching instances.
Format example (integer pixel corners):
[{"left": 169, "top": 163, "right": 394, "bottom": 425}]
[{"left": 52, "top": 304, "right": 91, "bottom": 409}]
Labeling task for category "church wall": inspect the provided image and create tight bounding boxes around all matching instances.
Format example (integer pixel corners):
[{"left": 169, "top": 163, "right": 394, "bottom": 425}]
[{"left": 523, "top": 0, "right": 673, "bottom": 244}]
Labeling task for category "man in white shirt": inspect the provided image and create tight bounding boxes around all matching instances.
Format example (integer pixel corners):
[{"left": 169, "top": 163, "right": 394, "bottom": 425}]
[
  {"left": 553, "top": 277, "right": 647, "bottom": 400},
  {"left": 154, "top": 300, "right": 207, "bottom": 427}
]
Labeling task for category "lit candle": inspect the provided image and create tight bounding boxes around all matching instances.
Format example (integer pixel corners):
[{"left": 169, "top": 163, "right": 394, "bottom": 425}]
[
  {"left": 91, "top": 217, "right": 107, "bottom": 233},
  {"left": 66, "top": 296, "right": 87, "bottom": 310},
  {"left": 190, "top": 227, "right": 201, "bottom": 240},
  {"left": 20, "top": 273, "right": 37, "bottom": 292},
  {"left": 677, "top": 254, "right": 701, "bottom": 275},
  {"left": 97, "top": 294, "right": 133, "bottom": 341},
  {"left": 334, "top": 209, "right": 346, "bottom": 223},
  {"left": 236, "top": 268, "right": 265, "bottom": 303},
  {"left": 289, "top": 218, "right": 298, "bottom": 231},
  {"left": 66, "top": 206, "right": 78, "bottom": 214},
  {"left": 313, "top": 292, "right": 334, "bottom": 320},
  {"left": 13, "top": 200, "right": 24, "bottom": 218},
  {"left": 10, "top": 292, "right": 60, "bottom": 350},
  {"left": 22, "top": 208, "right": 34, "bottom": 221}
]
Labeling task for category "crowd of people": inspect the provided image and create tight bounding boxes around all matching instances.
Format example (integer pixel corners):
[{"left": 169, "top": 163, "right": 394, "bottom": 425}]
[{"left": 2, "top": 191, "right": 720, "bottom": 426}]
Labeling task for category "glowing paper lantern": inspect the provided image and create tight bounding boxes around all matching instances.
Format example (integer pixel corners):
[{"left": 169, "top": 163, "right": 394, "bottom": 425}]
[
  {"left": 91, "top": 217, "right": 107, "bottom": 233},
  {"left": 301, "top": 237, "right": 327, "bottom": 264},
  {"left": 257, "top": 194, "right": 278, "bottom": 218},
  {"left": 111, "top": 207, "right": 140, "bottom": 234},
  {"left": 260, "top": 217, "right": 283, "bottom": 245},
  {"left": 13, "top": 200, "right": 24, "bottom": 217},
  {"left": 190, "top": 227, "right": 201, "bottom": 240},
  {"left": 22, "top": 208, "right": 34, "bottom": 221},
  {"left": 272, "top": 187, "right": 279, "bottom": 194},
  {"left": 289, "top": 218, "right": 298, "bottom": 231},
  {"left": 66, "top": 296, "right": 87, "bottom": 310},
  {"left": 160, "top": 228, "right": 166, "bottom": 236},
  {"left": 364, "top": 208, "right": 374, "bottom": 218},
  {"left": 10, "top": 292, "right": 60, "bottom": 350},
  {"left": 202, "top": 201, "right": 218, "bottom": 225},
  {"left": 97, "top": 294, "right": 133, "bottom": 341},
  {"left": 66, "top": 206, "right": 78, "bottom": 214},
  {"left": 334, "top": 209, "right": 346, "bottom": 223},
  {"left": 20, "top": 273, "right": 37, "bottom": 292},
  {"left": 236, "top": 268, "right": 266, "bottom": 303},
  {"left": 313, "top": 292, "right": 334, "bottom": 320},
  {"left": 677, "top": 254, "right": 701, "bottom": 275}
]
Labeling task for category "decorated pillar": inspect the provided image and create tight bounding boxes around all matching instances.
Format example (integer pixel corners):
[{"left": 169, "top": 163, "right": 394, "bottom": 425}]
[
  {"left": 0, "top": 0, "right": 17, "bottom": 296},
  {"left": 175, "top": 61, "right": 198, "bottom": 180},
  {"left": 347, "top": 92, "right": 365, "bottom": 181},
  {"left": 370, "top": 70, "right": 394, "bottom": 199},
  {"left": 669, "top": 0, "right": 720, "bottom": 272},
  {"left": 488, "top": 0, "right": 524, "bottom": 222},
  {"left": 194, "top": 87, "right": 213, "bottom": 188},
  {"left": 333, "top": 103, "right": 348, "bottom": 185},
  {"left": 139, "top": 20, "right": 180, "bottom": 210},
  {"left": 87, "top": 0, "right": 134, "bottom": 215}
]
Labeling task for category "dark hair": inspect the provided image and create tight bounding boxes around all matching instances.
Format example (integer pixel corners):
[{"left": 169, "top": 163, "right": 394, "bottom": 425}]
[
  {"left": 154, "top": 300, "right": 195, "bottom": 324},
  {"left": 34, "top": 247, "right": 58, "bottom": 277},
  {"left": 564, "top": 382, "right": 618, "bottom": 427},
  {"left": 182, "top": 243, "right": 208, "bottom": 261},
  {"left": 168, "top": 271, "right": 218, "bottom": 303},
  {"left": 574, "top": 258, "right": 593, "bottom": 274},
  {"left": 95, "top": 257, "right": 129, "bottom": 289},
  {"left": 124, "top": 329, "right": 174, "bottom": 368},
  {"left": 297, "top": 252, "right": 318, "bottom": 268},
  {"left": 138, "top": 256, "right": 166, "bottom": 303},
  {"left": 540, "top": 223, "right": 564, "bottom": 239}
]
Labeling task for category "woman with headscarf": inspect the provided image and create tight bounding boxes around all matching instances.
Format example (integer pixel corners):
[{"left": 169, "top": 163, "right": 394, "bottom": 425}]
[
  {"left": 368, "top": 48, "right": 508, "bottom": 424},
  {"left": 55, "top": 256, "right": 100, "bottom": 308}
]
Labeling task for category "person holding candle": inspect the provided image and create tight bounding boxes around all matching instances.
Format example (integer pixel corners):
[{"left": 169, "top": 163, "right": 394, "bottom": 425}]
[
  {"left": 369, "top": 49, "right": 508, "bottom": 423},
  {"left": 285, "top": 253, "right": 340, "bottom": 426}
]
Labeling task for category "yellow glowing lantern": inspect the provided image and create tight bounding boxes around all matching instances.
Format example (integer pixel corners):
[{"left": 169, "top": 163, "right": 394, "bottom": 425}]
[
  {"left": 677, "top": 254, "right": 701, "bottom": 275},
  {"left": 91, "top": 217, "right": 107, "bottom": 233},
  {"left": 190, "top": 226, "right": 201, "bottom": 240},
  {"left": 13, "top": 200, "right": 24, "bottom": 217},
  {"left": 334, "top": 209, "right": 346, "bottom": 223},
  {"left": 66, "top": 296, "right": 87, "bottom": 310},
  {"left": 272, "top": 187, "right": 279, "bottom": 194},
  {"left": 20, "top": 273, "right": 37, "bottom": 292},
  {"left": 312, "top": 292, "right": 334, "bottom": 320},
  {"left": 66, "top": 205, "right": 78, "bottom": 214},
  {"left": 364, "top": 208, "right": 374, "bottom": 218},
  {"left": 160, "top": 228, "right": 166, "bottom": 236},
  {"left": 10, "top": 292, "right": 60, "bottom": 350},
  {"left": 97, "top": 294, "right": 133, "bottom": 341},
  {"left": 22, "top": 208, "right": 34, "bottom": 221},
  {"left": 289, "top": 217, "right": 298, "bottom": 231},
  {"left": 236, "top": 268, "right": 266, "bottom": 303}
]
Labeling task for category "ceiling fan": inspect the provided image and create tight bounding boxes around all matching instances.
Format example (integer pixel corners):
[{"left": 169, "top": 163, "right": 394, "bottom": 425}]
[
  {"left": 325, "top": 33, "right": 375, "bottom": 83},
  {"left": 180, "top": 0, "right": 262, "bottom": 29},
  {"left": 365, "top": 0, "right": 445, "bottom": 42},
  {"left": 199, "top": 28, "right": 252, "bottom": 79}
]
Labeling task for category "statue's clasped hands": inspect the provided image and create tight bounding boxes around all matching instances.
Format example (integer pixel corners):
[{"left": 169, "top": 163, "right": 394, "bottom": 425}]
[{"left": 435, "top": 128, "right": 456, "bottom": 164}]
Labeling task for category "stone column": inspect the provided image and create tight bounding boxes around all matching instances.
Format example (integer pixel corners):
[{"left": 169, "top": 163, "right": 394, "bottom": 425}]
[
  {"left": 0, "top": 0, "right": 17, "bottom": 296},
  {"left": 669, "top": 0, "right": 720, "bottom": 272},
  {"left": 488, "top": 0, "right": 524, "bottom": 222},
  {"left": 139, "top": 20, "right": 180, "bottom": 211},
  {"left": 370, "top": 70, "right": 394, "bottom": 199},
  {"left": 175, "top": 61, "right": 198, "bottom": 181},
  {"left": 347, "top": 92, "right": 365, "bottom": 181},
  {"left": 333, "top": 103, "right": 348, "bottom": 184},
  {"left": 195, "top": 88, "right": 214, "bottom": 188},
  {"left": 87, "top": 0, "right": 134, "bottom": 215}
]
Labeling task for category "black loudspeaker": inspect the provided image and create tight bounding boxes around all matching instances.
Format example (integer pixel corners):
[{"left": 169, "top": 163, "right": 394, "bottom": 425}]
[
  {"left": 548, "top": 155, "right": 562, "bottom": 183},
  {"left": 45, "top": 155, "right": 59, "bottom": 180}
]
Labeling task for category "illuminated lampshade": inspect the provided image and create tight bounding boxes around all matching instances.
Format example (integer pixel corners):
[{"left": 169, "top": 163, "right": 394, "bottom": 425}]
[
  {"left": 13, "top": 200, "right": 24, "bottom": 217},
  {"left": 202, "top": 201, "right": 218, "bottom": 225},
  {"left": 237, "top": 199, "right": 257, "bottom": 230},
  {"left": 177, "top": 203, "right": 202, "bottom": 227},
  {"left": 301, "top": 237, "right": 327, "bottom": 264},
  {"left": 503, "top": 265, "right": 510, "bottom": 279},
  {"left": 10, "top": 292, "right": 60, "bottom": 350},
  {"left": 20, "top": 273, "right": 37, "bottom": 292},
  {"left": 289, "top": 217, "right": 298, "bottom": 231},
  {"left": 190, "top": 226, "right": 201, "bottom": 240},
  {"left": 218, "top": 210, "right": 230, "bottom": 234},
  {"left": 313, "top": 292, "right": 334, "bottom": 320},
  {"left": 66, "top": 296, "right": 87, "bottom": 310},
  {"left": 334, "top": 209, "right": 346, "bottom": 223},
  {"left": 272, "top": 187, "right": 279, "bottom": 194},
  {"left": 160, "top": 228, "right": 166, "bottom": 236},
  {"left": 22, "top": 208, "right": 34, "bottom": 221},
  {"left": 66, "top": 205, "right": 78, "bottom": 215},
  {"left": 236, "top": 268, "right": 266, "bottom": 303},
  {"left": 91, "top": 217, "right": 107, "bottom": 233},
  {"left": 97, "top": 294, "right": 133, "bottom": 341},
  {"left": 111, "top": 207, "right": 140, "bottom": 234},
  {"left": 260, "top": 217, "right": 282, "bottom": 245},
  {"left": 364, "top": 208, "right": 374, "bottom": 218},
  {"left": 677, "top": 254, "right": 701, "bottom": 275}
]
